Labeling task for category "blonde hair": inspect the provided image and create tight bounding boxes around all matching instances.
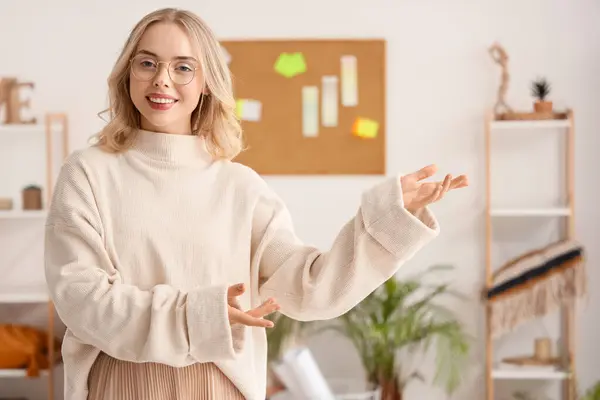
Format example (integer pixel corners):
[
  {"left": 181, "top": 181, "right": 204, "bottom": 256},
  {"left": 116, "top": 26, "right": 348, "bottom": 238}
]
[{"left": 94, "top": 8, "right": 243, "bottom": 160}]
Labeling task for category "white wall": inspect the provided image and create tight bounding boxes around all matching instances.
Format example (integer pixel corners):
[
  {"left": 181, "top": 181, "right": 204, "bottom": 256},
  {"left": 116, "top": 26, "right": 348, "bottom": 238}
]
[{"left": 1, "top": 0, "right": 599, "bottom": 399}]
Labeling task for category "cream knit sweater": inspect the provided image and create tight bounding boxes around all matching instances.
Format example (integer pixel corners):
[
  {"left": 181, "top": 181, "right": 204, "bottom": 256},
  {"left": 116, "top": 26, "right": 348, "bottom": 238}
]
[{"left": 44, "top": 129, "right": 440, "bottom": 400}]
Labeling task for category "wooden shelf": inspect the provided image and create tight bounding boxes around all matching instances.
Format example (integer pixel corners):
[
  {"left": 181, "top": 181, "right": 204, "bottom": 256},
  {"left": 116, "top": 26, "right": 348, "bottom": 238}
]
[
  {"left": 492, "top": 367, "right": 569, "bottom": 380},
  {"left": 484, "top": 108, "right": 577, "bottom": 400},
  {"left": 0, "top": 210, "right": 47, "bottom": 219},
  {"left": 0, "top": 362, "right": 62, "bottom": 378},
  {"left": 0, "top": 113, "right": 69, "bottom": 400},
  {"left": 0, "top": 368, "right": 51, "bottom": 378},
  {"left": 0, "top": 285, "right": 50, "bottom": 303},
  {"left": 0, "top": 123, "right": 45, "bottom": 134},
  {"left": 491, "top": 119, "right": 570, "bottom": 130},
  {"left": 489, "top": 208, "right": 571, "bottom": 217}
]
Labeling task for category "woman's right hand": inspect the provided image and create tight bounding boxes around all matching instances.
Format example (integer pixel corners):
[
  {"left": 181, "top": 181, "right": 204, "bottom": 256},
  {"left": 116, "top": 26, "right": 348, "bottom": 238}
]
[{"left": 227, "top": 283, "right": 280, "bottom": 328}]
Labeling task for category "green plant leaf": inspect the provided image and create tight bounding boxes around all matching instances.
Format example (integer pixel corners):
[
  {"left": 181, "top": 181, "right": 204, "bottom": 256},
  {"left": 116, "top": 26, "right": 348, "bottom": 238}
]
[
  {"left": 319, "top": 266, "right": 471, "bottom": 396},
  {"left": 530, "top": 77, "right": 551, "bottom": 101}
]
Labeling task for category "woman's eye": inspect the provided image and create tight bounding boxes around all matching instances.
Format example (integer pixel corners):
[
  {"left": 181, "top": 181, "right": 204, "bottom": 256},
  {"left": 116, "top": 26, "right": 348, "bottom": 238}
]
[
  {"left": 140, "top": 60, "right": 156, "bottom": 68},
  {"left": 174, "top": 63, "right": 193, "bottom": 72}
]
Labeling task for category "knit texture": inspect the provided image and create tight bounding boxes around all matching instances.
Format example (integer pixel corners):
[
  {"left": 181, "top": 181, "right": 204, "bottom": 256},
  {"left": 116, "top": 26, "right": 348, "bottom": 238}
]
[{"left": 44, "top": 129, "right": 440, "bottom": 400}]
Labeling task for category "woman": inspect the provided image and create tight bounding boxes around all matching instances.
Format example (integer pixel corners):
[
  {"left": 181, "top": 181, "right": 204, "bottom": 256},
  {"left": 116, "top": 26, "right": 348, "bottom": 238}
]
[{"left": 44, "top": 7, "right": 468, "bottom": 400}]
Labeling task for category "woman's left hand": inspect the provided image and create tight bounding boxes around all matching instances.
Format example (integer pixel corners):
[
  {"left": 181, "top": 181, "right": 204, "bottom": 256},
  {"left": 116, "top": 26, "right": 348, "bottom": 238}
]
[{"left": 400, "top": 164, "right": 469, "bottom": 214}]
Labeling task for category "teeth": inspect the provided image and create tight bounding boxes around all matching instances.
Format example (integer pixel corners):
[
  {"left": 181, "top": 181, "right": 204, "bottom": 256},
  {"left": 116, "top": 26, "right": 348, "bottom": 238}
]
[{"left": 149, "top": 97, "right": 176, "bottom": 104}]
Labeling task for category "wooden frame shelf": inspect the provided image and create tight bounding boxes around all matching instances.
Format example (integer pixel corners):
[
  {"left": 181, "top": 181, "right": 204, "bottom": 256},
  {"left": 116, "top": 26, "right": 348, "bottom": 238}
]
[
  {"left": 0, "top": 285, "right": 50, "bottom": 303},
  {"left": 492, "top": 368, "right": 570, "bottom": 380},
  {"left": 0, "top": 367, "right": 54, "bottom": 378},
  {"left": 490, "top": 119, "right": 571, "bottom": 130},
  {"left": 0, "top": 113, "right": 69, "bottom": 400},
  {"left": 489, "top": 208, "right": 572, "bottom": 217},
  {"left": 483, "top": 109, "right": 577, "bottom": 400},
  {"left": 0, "top": 210, "right": 48, "bottom": 219}
]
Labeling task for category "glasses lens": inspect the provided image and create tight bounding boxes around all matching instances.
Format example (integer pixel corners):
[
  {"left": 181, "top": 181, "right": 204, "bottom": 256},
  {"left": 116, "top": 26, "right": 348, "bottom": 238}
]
[
  {"left": 131, "top": 55, "right": 157, "bottom": 81},
  {"left": 169, "top": 61, "right": 196, "bottom": 85}
]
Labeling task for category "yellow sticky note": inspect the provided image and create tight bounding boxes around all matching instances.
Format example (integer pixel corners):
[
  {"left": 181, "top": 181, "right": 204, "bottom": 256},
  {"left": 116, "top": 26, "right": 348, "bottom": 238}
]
[
  {"left": 352, "top": 118, "right": 379, "bottom": 138},
  {"left": 274, "top": 52, "right": 307, "bottom": 78}
]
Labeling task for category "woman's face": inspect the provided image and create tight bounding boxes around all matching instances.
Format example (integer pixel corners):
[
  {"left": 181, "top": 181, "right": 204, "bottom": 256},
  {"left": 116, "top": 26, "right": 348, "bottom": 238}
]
[{"left": 129, "top": 22, "right": 205, "bottom": 135}]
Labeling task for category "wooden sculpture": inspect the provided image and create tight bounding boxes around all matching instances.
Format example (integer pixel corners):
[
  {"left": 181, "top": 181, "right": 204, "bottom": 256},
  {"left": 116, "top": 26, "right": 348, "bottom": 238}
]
[{"left": 489, "top": 42, "right": 513, "bottom": 116}]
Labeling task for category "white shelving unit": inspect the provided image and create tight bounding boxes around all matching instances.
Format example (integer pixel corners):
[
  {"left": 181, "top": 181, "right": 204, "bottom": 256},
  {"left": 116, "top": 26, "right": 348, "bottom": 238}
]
[
  {"left": 490, "top": 119, "right": 571, "bottom": 130},
  {"left": 0, "top": 369, "right": 52, "bottom": 378},
  {"left": 0, "top": 210, "right": 48, "bottom": 219},
  {"left": 483, "top": 110, "right": 577, "bottom": 400},
  {"left": 0, "top": 285, "right": 50, "bottom": 303},
  {"left": 492, "top": 367, "right": 569, "bottom": 381},
  {"left": 489, "top": 208, "right": 572, "bottom": 217},
  {"left": 0, "top": 114, "right": 69, "bottom": 400},
  {"left": 0, "top": 123, "right": 46, "bottom": 134}
]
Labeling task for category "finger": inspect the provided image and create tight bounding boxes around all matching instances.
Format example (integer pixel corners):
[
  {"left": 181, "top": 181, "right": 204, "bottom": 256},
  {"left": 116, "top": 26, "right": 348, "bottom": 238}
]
[
  {"left": 247, "top": 298, "right": 281, "bottom": 319},
  {"left": 449, "top": 175, "right": 468, "bottom": 189},
  {"left": 426, "top": 182, "right": 443, "bottom": 204},
  {"left": 227, "top": 283, "right": 245, "bottom": 299},
  {"left": 454, "top": 174, "right": 469, "bottom": 188},
  {"left": 230, "top": 307, "right": 275, "bottom": 328},
  {"left": 436, "top": 174, "right": 452, "bottom": 201},
  {"left": 411, "top": 164, "right": 438, "bottom": 181},
  {"left": 229, "top": 306, "right": 274, "bottom": 328}
]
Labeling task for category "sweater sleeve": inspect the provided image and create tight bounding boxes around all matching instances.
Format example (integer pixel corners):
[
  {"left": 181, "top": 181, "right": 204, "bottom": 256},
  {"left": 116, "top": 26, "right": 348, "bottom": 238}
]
[
  {"left": 44, "top": 156, "right": 242, "bottom": 365},
  {"left": 251, "top": 175, "right": 440, "bottom": 321}
]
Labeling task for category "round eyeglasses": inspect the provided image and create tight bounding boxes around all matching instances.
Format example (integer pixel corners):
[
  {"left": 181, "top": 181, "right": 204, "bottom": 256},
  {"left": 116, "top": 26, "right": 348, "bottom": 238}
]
[{"left": 130, "top": 54, "right": 199, "bottom": 86}]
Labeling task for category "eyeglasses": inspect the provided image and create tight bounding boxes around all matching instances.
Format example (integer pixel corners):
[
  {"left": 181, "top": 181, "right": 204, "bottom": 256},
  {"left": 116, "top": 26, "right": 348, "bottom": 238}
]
[{"left": 129, "top": 54, "right": 199, "bottom": 86}]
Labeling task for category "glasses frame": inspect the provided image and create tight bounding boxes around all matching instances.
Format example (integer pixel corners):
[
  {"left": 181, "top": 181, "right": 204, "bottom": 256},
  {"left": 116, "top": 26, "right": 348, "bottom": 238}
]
[{"left": 129, "top": 54, "right": 200, "bottom": 86}]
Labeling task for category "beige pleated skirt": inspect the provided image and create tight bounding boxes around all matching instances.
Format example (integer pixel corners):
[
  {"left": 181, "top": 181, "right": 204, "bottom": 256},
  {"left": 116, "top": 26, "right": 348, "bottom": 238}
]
[{"left": 87, "top": 352, "right": 246, "bottom": 399}]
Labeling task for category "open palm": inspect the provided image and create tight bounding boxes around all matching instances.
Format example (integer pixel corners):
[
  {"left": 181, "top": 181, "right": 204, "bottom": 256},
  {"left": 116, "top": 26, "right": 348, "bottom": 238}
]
[{"left": 400, "top": 164, "right": 468, "bottom": 214}]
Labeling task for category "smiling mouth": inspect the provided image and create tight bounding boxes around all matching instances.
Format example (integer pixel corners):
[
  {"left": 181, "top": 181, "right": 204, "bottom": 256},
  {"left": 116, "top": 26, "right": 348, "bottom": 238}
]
[{"left": 146, "top": 96, "right": 178, "bottom": 104}]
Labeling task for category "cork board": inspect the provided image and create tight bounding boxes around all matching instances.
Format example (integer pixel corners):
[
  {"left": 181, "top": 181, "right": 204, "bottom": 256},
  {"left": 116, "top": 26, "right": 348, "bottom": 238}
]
[{"left": 221, "top": 39, "right": 386, "bottom": 175}]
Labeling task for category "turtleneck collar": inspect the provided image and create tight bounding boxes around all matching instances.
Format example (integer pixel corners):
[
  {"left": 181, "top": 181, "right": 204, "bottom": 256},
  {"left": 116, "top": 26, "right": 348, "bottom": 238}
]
[{"left": 131, "top": 129, "right": 213, "bottom": 166}]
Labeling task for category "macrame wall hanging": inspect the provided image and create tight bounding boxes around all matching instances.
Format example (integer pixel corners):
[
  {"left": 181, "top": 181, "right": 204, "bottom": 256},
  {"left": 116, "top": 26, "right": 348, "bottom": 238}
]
[{"left": 486, "top": 239, "right": 586, "bottom": 338}]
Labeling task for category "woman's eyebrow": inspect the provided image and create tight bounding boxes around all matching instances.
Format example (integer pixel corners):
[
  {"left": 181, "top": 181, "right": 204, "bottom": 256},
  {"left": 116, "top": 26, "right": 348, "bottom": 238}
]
[{"left": 136, "top": 49, "right": 197, "bottom": 61}]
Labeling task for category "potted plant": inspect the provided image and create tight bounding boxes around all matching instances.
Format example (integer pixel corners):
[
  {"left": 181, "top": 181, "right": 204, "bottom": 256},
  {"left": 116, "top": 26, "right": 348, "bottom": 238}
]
[
  {"left": 320, "top": 265, "right": 471, "bottom": 400},
  {"left": 530, "top": 77, "right": 552, "bottom": 113}
]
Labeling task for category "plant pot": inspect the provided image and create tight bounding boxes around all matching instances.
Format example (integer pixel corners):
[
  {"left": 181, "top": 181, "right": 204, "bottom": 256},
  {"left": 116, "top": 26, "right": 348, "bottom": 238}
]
[
  {"left": 534, "top": 100, "right": 553, "bottom": 113},
  {"left": 379, "top": 378, "right": 402, "bottom": 400}
]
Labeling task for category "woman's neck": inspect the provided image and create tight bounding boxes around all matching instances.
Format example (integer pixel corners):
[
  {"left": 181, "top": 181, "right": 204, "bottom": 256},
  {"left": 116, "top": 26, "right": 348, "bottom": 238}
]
[{"left": 140, "top": 117, "right": 192, "bottom": 135}]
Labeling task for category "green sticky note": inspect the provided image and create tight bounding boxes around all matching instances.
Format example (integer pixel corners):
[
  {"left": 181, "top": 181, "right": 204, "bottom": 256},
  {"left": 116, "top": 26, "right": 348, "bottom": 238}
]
[
  {"left": 235, "top": 99, "right": 244, "bottom": 118},
  {"left": 274, "top": 52, "right": 307, "bottom": 78}
]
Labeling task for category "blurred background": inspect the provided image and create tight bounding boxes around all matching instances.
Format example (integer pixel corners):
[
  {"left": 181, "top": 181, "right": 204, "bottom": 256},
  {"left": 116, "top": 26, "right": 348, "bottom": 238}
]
[{"left": 1, "top": 1, "right": 599, "bottom": 399}]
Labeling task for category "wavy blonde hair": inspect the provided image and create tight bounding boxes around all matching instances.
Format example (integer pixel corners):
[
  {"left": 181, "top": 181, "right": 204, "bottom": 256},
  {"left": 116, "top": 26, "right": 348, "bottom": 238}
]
[{"left": 95, "top": 8, "right": 242, "bottom": 160}]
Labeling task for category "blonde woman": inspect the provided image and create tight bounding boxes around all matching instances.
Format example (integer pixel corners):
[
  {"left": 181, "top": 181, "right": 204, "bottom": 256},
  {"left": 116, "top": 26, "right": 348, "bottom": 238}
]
[{"left": 44, "top": 7, "right": 468, "bottom": 400}]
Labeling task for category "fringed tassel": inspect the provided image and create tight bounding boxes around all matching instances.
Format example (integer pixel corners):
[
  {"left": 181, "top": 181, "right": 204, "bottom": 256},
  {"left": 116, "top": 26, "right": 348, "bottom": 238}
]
[{"left": 490, "top": 260, "right": 587, "bottom": 338}]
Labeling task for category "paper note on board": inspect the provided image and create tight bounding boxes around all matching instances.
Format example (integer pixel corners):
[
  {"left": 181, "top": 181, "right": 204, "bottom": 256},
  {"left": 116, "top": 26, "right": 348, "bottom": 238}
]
[
  {"left": 341, "top": 55, "right": 358, "bottom": 107},
  {"left": 321, "top": 76, "right": 338, "bottom": 127},
  {"left": 352, "top": 117, "right": 379, "bottom": 138},
  {"left": 236, "top": 99, "right": 262, "bottom": 122},
  {"left": 274, "top": 52, "right": 307, "bottom": 78},
  {"left": 302, "top": 86, "right": 319, "bottom": 137}
]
